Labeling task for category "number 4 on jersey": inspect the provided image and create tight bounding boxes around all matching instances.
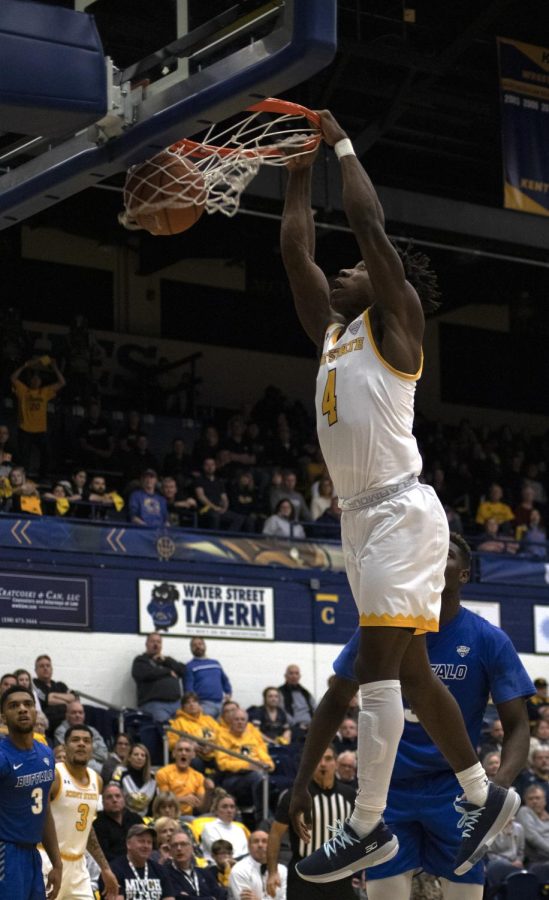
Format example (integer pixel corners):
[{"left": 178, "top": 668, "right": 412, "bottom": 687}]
[{"left": 322, "top": 369, "right": 338, "bottom": 426}]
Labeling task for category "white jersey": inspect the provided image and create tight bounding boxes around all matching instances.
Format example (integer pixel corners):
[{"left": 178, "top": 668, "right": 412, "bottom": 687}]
[
  {"left": 52, "top": 762, "right": 100, "bottom": 859},
  {"left": 315, "top": 309, "right": 423, "bottom": 500}
]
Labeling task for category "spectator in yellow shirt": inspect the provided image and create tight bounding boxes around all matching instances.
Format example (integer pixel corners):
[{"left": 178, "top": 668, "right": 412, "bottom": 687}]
[
  {"left": 11, "top": 357, "right": 65, "bottom": 479},
  {"left": 155, "top": 738, "right": 214, "bottom": 817},
  {"left": 168, "top": 692, "right": 219, "bottom": 764},
  {"left": 215, "top": 710, "right": 274, "bottom": 824},
  {"left": 475, "top": 482, "right": 515, "bottom": 531},
  {"left": 217, "top": 700, "right": 264, "bottom": 746},
  {"left": 217, "top": 700, "right": 239, "bottom": 735}
]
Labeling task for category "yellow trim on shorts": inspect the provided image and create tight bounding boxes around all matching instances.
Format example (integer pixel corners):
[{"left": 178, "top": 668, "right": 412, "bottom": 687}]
[
  {"left": 363, "top": 308, "right": 423, "bottom": 380},
  {"left": 359, "top": 611, "right": 439, "bottom": 633},
  {"left": 60, "top": 851, "right": 84, "bottom": 861}
]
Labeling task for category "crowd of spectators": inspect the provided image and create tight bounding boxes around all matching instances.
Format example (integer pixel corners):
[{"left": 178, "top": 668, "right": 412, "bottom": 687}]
[
  {"left": 0, "top": 644, "right": 334, "bottom": 899},
  {"left": 1, "top": 361, "right": 548, "bottom": 557},
  {"left": 481, "top": 679, "right": 549, "bottom": 897},
  {"left": 3, "top": 640, "right": 549, "bottom": 898},
  {"left": 0, "top": 635, "right": 548, "bottom": 900}
]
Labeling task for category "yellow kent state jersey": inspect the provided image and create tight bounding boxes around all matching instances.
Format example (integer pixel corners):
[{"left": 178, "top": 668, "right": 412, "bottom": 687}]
[
  {"left": 51, "top": 762, "right": 100, "bottom": 858},
  {"left": 315, "top": 308, "right": 423, "bottom": 500}
]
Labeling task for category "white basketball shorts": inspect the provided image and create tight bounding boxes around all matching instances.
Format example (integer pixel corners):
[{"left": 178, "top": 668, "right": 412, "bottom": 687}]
[{"left": 341, "top": 482, "right": 449, "bottom": 634}]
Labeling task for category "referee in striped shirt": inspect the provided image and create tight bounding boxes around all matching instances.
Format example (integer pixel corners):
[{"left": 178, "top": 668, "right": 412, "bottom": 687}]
[{"left": 266, "top": 746, "right": 356, "bottom": 898}]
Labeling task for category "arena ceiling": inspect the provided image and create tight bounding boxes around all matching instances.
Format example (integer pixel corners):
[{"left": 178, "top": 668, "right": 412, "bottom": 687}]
[{"left": 7, "top": 0, "right": 549, "bottom": 314}]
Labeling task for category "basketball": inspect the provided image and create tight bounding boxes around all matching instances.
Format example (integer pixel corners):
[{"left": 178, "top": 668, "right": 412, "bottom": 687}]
[{"left": 124, "top": 152, "right": 206, "bottom": 236}]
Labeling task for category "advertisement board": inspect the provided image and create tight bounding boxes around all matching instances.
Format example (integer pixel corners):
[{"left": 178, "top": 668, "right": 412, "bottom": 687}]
[{"left": 138, "top": 579, "right": 274, "bottom": 640}]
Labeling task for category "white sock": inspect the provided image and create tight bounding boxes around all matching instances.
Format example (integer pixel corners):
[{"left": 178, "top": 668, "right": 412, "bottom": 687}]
[
  {"left": 348, "top": 680, "right": 404, "bottom": 837},
  {"left": 456, "top": 762, "right": 489, "bottom": 807}
]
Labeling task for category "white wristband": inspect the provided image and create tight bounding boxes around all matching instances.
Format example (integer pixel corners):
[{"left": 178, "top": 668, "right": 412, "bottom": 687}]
[{"left": 334, "top": 138, "right": 355, "bottom": 160}]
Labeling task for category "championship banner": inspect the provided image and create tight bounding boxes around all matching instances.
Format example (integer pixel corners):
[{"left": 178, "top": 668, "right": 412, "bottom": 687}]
[
  {"left": 138, "top": 579, "right": 274, "bottom": 640},
  {"left": 498, "top": 37, "right": 549, "bottom": 215},
  {"left": 0, "top": 572, "right": 90, "bottom": 630}
]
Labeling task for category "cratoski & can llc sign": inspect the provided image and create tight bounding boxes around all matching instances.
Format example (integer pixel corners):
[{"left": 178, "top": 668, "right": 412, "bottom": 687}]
[
  {"left": 138, "top": 579, "right": 274, "bottom": 639},
  {"left": 0, "top": 572, "right": 90, "bottom": 629}
]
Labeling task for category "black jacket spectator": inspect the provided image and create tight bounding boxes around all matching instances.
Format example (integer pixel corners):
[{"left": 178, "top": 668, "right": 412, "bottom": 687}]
[
  {"left": 163, "top": 859, "right": 226, "bottom": 899},
  {"left": 94, "top": 807, "right": 143, "bottom": 861},
  {"left": 312, "top": 502, "right": 342, "bottom": 540},
  {"left": 247, "top": 704, "right": 290, "bottom": 743},
  {"left": 194, "top": 458, "right": 244, "bottom": 531},
  {"left": 278, "top": 682, "right": 315, "bottom": 722},
  {"left": 33, "top": 654, "right": 75, "bottom": 736},
  {"left": 124, "top": 434, "right": 160, "bottom": 483},
  {"left": 132, "top": 635, "right": 186, "bottom": 707},
  {"left": 163, "top": 437, "right": 193, "bottom": 484}
]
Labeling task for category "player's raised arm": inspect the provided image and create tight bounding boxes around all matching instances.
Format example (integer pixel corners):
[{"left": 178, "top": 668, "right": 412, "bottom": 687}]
[
  {"left": 281, "top": 150, "right": 332, "bottom": 349},
  {"left": 317, "top": 110, "right": 425, "bottom": 359}
]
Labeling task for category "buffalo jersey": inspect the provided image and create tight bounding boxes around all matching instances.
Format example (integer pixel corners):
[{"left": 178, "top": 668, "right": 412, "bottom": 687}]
[
  {"left": 0, "top": 738, "right": 55, "bottom": 843},
  {"left": 333, "top": 607, "right": 535, "bottom": 779},
  {"left": 52, "top": 762, "right": 100, "bottom": 857},
  {"left": 315, "top": 310, "right": 422, "bottom": 499}
]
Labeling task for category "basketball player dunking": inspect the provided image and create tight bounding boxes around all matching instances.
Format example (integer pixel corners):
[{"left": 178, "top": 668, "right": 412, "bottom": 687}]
[
  {"left": 280, "top": 109, "right": 520, "bottom": 883},
  {"left": 41, "top": 725, "right": 118, "bottom": 899}
]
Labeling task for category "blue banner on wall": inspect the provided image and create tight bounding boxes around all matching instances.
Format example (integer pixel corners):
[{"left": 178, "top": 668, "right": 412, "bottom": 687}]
[
  {"left": 0, "top": 572, "right": 90, "bottom": 630},
  {"left": 478, "top": 554, "right": 549, "bottom": 586},
  {"left": 0, "top": 515, "right": 345, "bottom": 571},
  {"left": 498, "top": 37, "right": 549, "bottom": 215}
]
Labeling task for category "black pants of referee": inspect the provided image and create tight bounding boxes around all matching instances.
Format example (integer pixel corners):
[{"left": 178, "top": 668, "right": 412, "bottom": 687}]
[{"left": 287, "top": 860, "right": 357, "bottom": 900}]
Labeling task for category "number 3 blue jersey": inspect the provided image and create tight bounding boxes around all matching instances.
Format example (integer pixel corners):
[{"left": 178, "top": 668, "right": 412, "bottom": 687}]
[
  {"left": 0, "top": 739, "right": 55, "bottom": 843},
  {"left": 333, "top": 607, "right": 535, "bottom": 780}
]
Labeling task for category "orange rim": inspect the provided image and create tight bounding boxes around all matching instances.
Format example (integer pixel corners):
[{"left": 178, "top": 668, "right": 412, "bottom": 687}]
[{"left": 170, "top": 97, "right": 321, "bottom": 159}]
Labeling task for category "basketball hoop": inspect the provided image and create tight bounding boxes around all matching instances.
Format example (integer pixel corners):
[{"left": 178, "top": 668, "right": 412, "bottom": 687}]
[{"left": 119, "top": 98, "right": 321, "bottom": 232}]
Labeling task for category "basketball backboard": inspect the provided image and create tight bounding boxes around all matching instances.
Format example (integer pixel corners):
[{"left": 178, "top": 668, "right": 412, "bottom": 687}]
[{"left": 0, "top": 0, "right": 336, "bottom": 230}]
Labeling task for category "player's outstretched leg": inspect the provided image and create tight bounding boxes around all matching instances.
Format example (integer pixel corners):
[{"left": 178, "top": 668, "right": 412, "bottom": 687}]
[
  {"left": 400, "top": 636, "right": 520, "bottom": 875},
  {"left": 297, "top": 627, "right": 412, "bottom": 883}
]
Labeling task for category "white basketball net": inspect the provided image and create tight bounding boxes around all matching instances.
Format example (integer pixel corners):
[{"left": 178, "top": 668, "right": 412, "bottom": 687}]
[{"left": 119, "top": 106, "right": 320, "bottom": 230}]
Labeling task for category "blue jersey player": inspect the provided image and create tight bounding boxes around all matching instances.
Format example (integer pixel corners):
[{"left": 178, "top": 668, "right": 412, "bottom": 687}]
[
  {"left": 0, "top": 686, "right": 61, "bottom": 899},
  {"left": 289, "top": 534, "right": 534, "bottom": 899}
]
